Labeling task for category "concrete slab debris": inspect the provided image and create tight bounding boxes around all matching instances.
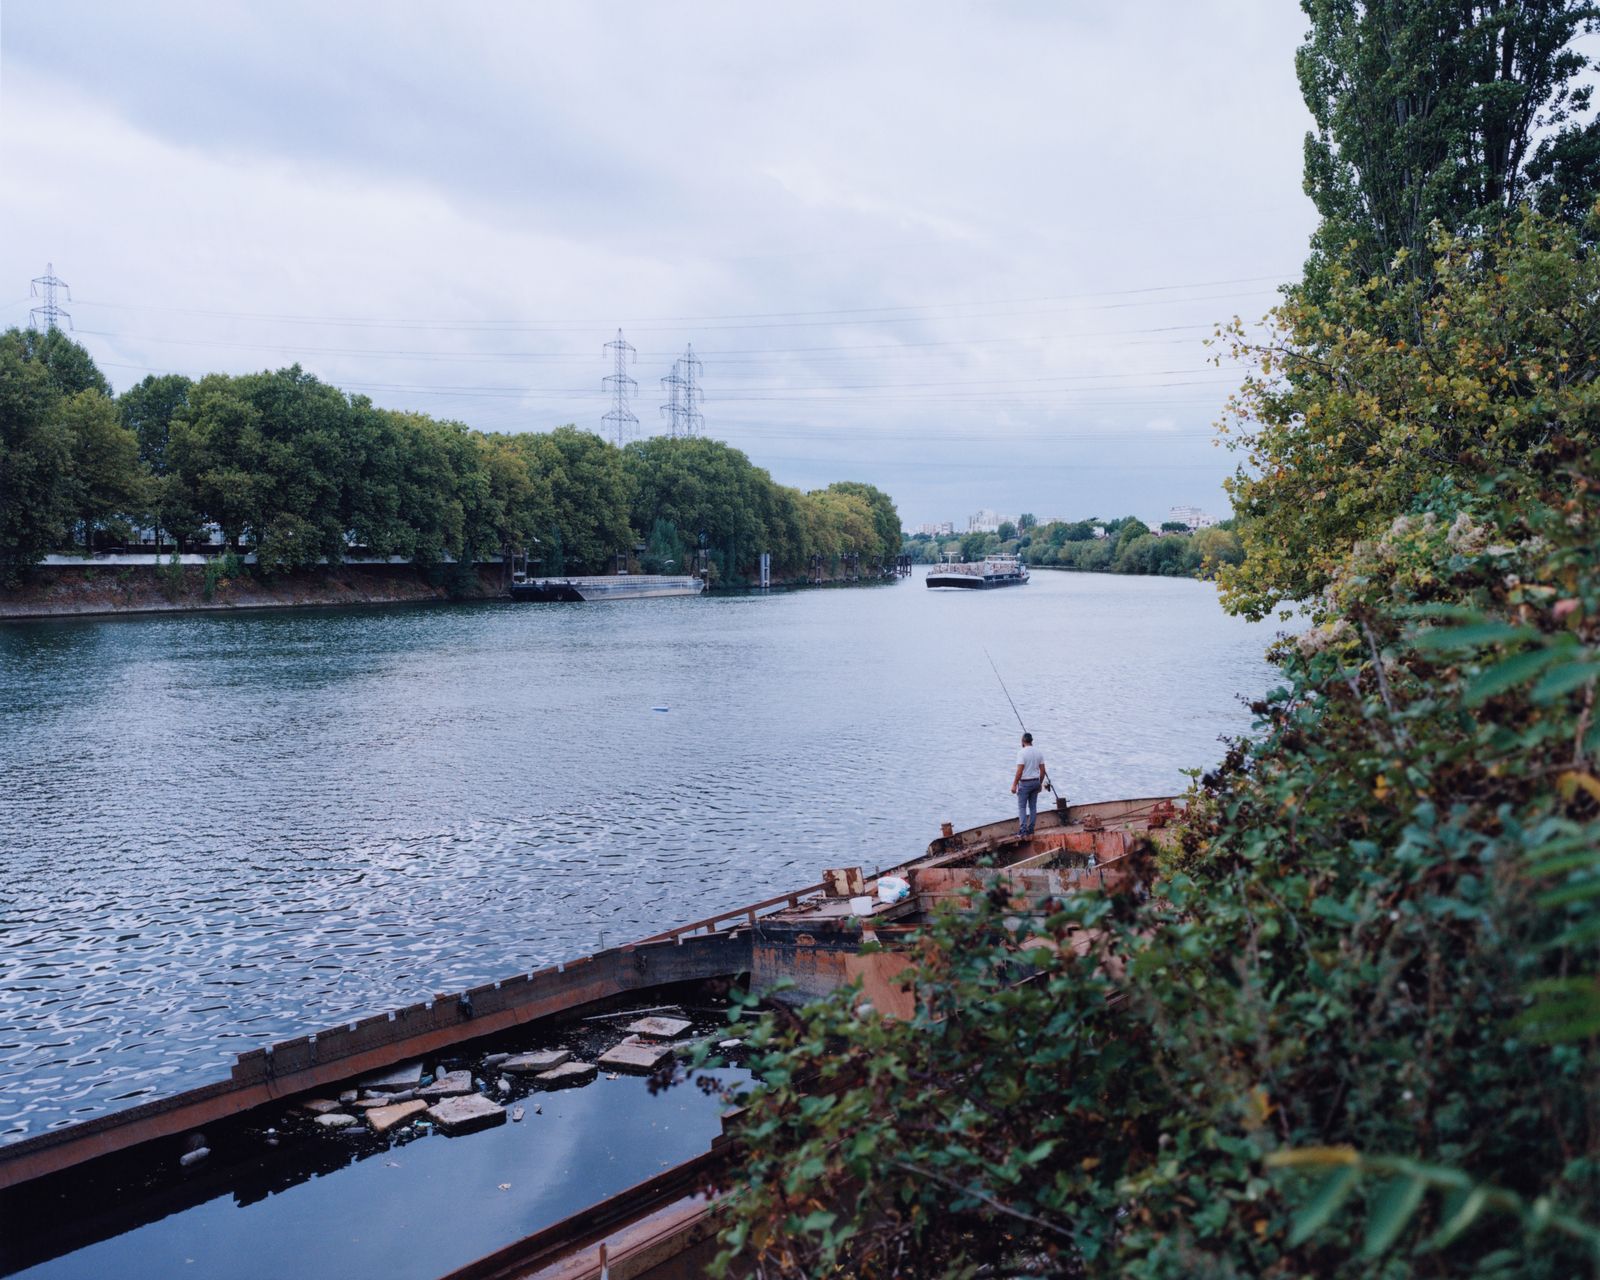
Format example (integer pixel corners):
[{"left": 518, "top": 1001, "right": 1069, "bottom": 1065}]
[
  {"left": 535, "top": 1061, "right": 598, "bottom": 1088},
  {"left": 366, "top": 1099, "right": 428, "bottom": 1136},
  {"left": 626, "top": 1016, "right": 692, "bottom": 1039},
  {"left": 359, "top": 1061, "right": 424, "bottom": 1092},
  {"left": 426, "top": 1094, "right": 506, "bottom": 1136},
  {"left": 501, "top": 1050, "right": 571, "bottom": 1074},
  {"left": 314, "top": 1113, "right": 357, "bottom": 1129},
  {"left": 420, "top": 1070, "right": 474, "bottom": 1100},
  {"left": 301, "top": 1098, "right": 343, "bottom": 1115},
  {"left": 598, "top": 1037, "right": 675, "bottom": 1073}
]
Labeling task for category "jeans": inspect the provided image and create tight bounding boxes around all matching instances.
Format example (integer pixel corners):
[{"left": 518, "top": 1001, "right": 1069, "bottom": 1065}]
[{"left": 1016, "top": 778, "right": 1042, "bottom": 835}]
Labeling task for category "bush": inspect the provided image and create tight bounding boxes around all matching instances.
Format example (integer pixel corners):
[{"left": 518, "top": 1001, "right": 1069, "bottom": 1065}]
[{"left": 698, "top": 456, "right": 1600, "bottom": 1277}]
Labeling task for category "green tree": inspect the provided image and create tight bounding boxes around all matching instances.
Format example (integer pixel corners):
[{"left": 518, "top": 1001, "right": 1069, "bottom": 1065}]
[
  {"left": 1017, "top": 511, "right": 1036, "bottom": 530},
  {"left": 1297, "top": 0, "right": 1600, "bottom": 280},
  {"left": 0, "top": 329, "right": 74, "bottom": 583},
  {"left": 1219, "top": 209, "right": 1600, "bottom": 618},
  {"left": 996, "top": 519, "right": 1017, "bottom": 542},
  {"left": 62, "top": 390, "right": 144, "bottom": 552},
  {"left": 525, "top": 426, "right": 631, "bottom": 573},
  {"left": 823, "top": 479, "right": 901, "bottom": 564},
  {"left": 118, "top": 373, "right": 192, "bottom": 473},
  {"left": 15, "top": 326, "right": 111, "bottom": 398}
]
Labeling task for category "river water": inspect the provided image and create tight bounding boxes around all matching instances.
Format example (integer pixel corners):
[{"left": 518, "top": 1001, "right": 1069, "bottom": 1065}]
[{"left": 0, "top": 567, "right": 1285, "bottom": 1144}]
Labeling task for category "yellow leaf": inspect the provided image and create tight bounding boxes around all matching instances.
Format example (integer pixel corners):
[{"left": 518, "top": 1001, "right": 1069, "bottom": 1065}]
[{"left": 1264, "top": 1145, "right": 1359, "bottom": 1169}]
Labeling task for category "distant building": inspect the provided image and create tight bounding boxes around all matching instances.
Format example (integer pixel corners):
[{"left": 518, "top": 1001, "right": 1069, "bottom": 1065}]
[
  {"left": 1168, "top": 505, "right": 1218, "bottom": 531},
  {"left": 968, "top": 509, "right": 1008, "bottom": 533},
  {"left": 914, "top": 521, "right": 954, "bottom": 537}
]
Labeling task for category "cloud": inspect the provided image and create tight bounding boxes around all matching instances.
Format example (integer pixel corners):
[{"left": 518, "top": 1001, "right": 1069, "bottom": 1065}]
[{"left": 0, "top": 1, "right": 1318, "bottom": 524}]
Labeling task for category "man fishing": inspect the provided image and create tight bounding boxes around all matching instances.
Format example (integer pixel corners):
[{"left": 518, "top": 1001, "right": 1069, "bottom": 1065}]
[{"left": 1010, "top": 731, "right": 1050, "bottom": 837}]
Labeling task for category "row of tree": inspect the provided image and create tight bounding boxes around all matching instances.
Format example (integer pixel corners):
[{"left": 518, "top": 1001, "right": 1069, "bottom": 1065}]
[
  {"left": 0, "top": 329, "right": 901, "bottom": 588},
  {"left": 903, "top": 513, "right": 1245, "bottom": 579}
]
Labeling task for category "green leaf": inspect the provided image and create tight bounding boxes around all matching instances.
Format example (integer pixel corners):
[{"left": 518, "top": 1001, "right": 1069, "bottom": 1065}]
[
  {"left": 1289, "top": 1166, "right": 1362, "bottom": 1246},
  {"left": 1412, "top": 621, "right": 1535, "bottom": 651},
  {"left": 1531, "top": 660, "right": 1600, "bottom": 703},
  {"left": 797, "top": 1209, "right": 838, "bottom": 1233},
  {"left": 1463, "top": 646, "right": 1566, "bottom": 706},
  {"left": 1362, "top": 1175, "right": 1427, "bottom": 1258},
  {"left": 1427, "top": 1187, "right": 1488, "bottom": 1248},
  {"left": 1536, "top": 878, "right": 1600, "bottom": 908}
]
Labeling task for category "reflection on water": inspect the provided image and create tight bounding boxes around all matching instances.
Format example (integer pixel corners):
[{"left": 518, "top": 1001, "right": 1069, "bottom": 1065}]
[{"left": 0, "top": 568, "right": 1285, "bottom": 1141}]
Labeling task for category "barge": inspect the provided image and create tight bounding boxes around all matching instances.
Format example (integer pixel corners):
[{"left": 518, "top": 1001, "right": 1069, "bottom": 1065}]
[
  {"left": 925, "top": 553, "right": 1029, "bottom": 590},
  {"left": 508, "top": 573, "right": 706, "bottom": 603},
  {"left": 1, "top": 796, "right": 1179, "bottom": 1280}
]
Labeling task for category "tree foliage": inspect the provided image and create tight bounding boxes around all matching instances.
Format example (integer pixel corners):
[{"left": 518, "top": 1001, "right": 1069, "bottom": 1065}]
[
  {"left": 1219, "top": 208, "right": 1600, "bottom": 619},
  {"left": 0, "top": 336, "right": 901, "bottom": 583},
  {"left": 1298, "top": 0, "right": 1600, "bottom": 279},
  {"left": 699, "top": 449, "right": 1600, "bottom": 1278}
]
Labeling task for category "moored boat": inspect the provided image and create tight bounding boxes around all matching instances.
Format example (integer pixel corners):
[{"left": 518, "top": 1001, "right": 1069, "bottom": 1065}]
[{"left": 508, "top": 572, "right": 706, "bottom": 602}]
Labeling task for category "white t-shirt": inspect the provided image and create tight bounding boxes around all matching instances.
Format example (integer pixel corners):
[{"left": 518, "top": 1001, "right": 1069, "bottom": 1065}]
[{"left": 1016, "top": 745, "right": 1045, "bottom": 780}]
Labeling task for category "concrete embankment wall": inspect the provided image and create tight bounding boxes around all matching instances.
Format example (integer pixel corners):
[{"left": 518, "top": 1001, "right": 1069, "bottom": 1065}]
[{"left": 0, "top": 562, "right": 507, "bottom": 620}]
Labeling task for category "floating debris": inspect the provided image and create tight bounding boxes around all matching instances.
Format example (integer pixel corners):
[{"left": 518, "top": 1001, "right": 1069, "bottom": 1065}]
[
  {"left": 178, "top": 1147, "right": 209, "bottom": 1168},
  {"left": 598, "top": 1037, "right": 674, "bottom": 1074},
  {"left": 502, "top": 1050, "right": 571, "bottom": 1075},
  {"left": 535, "top": 1061, "right": 598, "bottom": 1089},
  {"left": 420, "top": 1070, "right": 474, "bottom": 1100},
  {"left": 359, "top": 1062, "right": 424, "bottom": 1093},
  {"left": 367, "top": 1099, "right": 428, "bottom": 1136},
  {"left": 511, "top": 1106, "right": 525, "bottom": 1123},
  {"left": 626, "top": 1016, "right": 692, "bottom": 1039},
  {"left": 301, "top": 1099, "right": 343, "bottom": 1116},
  {"left": 314, "top": 1113, "right": 357, "bottom": 1130},
  {"left": 426, "top": 1094, "right": 506, "bottom": 1135}
]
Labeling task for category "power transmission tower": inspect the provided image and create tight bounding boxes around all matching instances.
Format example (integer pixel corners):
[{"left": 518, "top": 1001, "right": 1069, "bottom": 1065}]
[
  {"left": 679, "top": 343, "right": 704, "bottom": 437},
  {"left": 601, "top": 328, "right": 638, "bottom": 446},
  {"left": 660, "top": 344, "right": 704, "bottom": 438},
  {"left": 29, "top": 263, "right": 71, "bottom": 332}
]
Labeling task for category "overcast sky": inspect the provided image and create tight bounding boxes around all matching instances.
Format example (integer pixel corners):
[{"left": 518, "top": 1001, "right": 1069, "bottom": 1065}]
[{"left": 1, "top": 2, "right": 1319, "bottom": 528}]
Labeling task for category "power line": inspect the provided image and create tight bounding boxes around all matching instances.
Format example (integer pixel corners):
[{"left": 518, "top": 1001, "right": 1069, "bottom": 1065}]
[
  {"left": 70, "top": 317, "right": 1262, "bottom": 364},
  {"left": 29, "top": 264, "right": 71, "bottom": 332},
  {"left": 62, "top": 271, "right": 1290, "bottom": 331}
]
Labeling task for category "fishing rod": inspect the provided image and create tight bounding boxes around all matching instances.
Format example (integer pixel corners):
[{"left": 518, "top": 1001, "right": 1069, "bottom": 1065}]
[
  {"left": 984, "top": 647, "right": 1058, "bottom": 797},
  {"left": 984, "top": 647, "right": 1026, "bottom": 733}
]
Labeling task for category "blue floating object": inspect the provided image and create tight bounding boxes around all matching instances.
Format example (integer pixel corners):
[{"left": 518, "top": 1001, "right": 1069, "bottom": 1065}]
[{"left": 652, "top": 706, "right": 670, "bottom": 712}]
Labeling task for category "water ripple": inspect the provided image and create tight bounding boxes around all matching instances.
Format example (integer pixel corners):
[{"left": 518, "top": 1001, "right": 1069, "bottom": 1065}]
[{"left": 0, "top": 571, "right": 1286, "bottom": 1141}]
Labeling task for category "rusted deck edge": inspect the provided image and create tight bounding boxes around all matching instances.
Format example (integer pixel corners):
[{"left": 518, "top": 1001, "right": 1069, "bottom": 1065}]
[{"left": 0, "top": 932, "right": 750, "bottom": 1190}]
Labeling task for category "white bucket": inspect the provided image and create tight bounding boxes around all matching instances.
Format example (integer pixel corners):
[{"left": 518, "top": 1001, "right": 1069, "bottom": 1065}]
[{"left": 849, "top": 895, "right": 874, "bottom": 915}]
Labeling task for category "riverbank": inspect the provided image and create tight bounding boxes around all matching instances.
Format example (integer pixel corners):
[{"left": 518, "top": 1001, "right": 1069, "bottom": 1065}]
[{"left": 0, "top": 562, "right": 506, "bottom": 620}]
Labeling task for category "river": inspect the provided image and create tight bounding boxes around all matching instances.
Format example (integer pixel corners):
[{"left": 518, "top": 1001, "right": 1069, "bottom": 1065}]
[{"left": 0, "top": 567, "right": 1286, "bottom": 1143}]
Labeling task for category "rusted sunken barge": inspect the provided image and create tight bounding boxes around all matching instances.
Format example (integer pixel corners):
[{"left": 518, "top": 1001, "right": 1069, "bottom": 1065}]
[{"left": 0, "top": 795, "right": 1180, "bottom": 1280}]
